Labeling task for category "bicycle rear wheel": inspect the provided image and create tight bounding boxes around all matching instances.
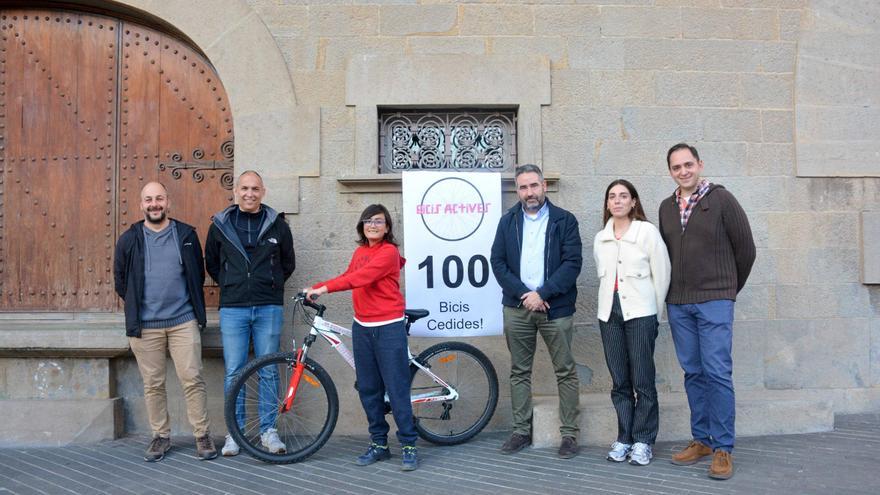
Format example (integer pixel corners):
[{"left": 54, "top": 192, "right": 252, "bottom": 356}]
[
  {"left": 410, "top": 341, "right": 498, "bottom": 445},
  {"left": 225, "top": 352, "right": 339, "bottom": 464}
]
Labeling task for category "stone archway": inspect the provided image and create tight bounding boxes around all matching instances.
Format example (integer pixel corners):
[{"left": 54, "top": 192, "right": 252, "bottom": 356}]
[
  {"left": 0, "top": 1, "right": 318, "bottom": 445},
  {"left": 106, "top": 0, "right": 319, "bottom": 213}
]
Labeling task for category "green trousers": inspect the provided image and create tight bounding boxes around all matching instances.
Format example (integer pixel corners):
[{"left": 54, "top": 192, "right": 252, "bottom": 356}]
[{"left": 504, "top": 305, "right": 580, "bottom": 438}]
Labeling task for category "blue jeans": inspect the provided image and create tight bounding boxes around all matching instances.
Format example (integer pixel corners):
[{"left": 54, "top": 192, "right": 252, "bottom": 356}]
[
  {"left": 220, "top": 305, "right": 283, "bottom": 432},
  {"left": 667, "top": 300, "right": 735, "bottom": 452},
  {"left": 352, "top": 320, "right": 418, "bottom": 447}
]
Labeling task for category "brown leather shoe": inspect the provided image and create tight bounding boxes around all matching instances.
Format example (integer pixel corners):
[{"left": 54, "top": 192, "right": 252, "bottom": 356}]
[
  {"left": 196, "top": 434, "right": 218, "bottom": 461},
  {"left": 558, "top": 436, "right": 579, "bottom": 459},
  {"left": 500, "top": 433, "right": 531, "bottom": 454},
  {"left": 670, "top": 440, "right": 713, "bottom": 465},
  {"left": 144, "top": 436, "right": 171, "bottom": 462},
  {"left": 708, "top": 450, "right": 734, "bottom": 480}
]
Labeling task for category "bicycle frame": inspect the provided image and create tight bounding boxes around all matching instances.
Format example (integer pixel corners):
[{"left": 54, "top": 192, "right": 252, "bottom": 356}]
[{"left": 281, "top": 297, "right": 459, "bottom": 414}]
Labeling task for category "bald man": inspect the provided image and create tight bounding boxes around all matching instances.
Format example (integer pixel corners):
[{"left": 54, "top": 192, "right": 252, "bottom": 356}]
[
  {"left": 205, "top": 170, "right": 295, "bottom": 456},
  {"left": 114, "top": 182, "right": 216, "bottom": 462}
]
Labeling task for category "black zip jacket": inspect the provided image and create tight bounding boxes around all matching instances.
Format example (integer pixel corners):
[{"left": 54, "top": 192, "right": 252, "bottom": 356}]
[
  {"left": 205, "top": 204, "right": 295, "bottom": 307},
  {"left": 113, "top": 220, "right": 207, "bottom": 338},
  {"left": 490, "top": 198, "right": 583, "bottom": 320}
]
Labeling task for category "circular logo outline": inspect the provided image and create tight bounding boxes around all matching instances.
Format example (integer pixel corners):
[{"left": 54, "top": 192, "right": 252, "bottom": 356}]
[{"left": 419, "top": 177, "right": 486, "bottom": 242}]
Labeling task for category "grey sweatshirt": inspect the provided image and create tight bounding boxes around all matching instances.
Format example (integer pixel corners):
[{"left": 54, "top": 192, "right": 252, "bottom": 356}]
[{"left": 141, "top": 221, "right": 195, "bottom": 328}]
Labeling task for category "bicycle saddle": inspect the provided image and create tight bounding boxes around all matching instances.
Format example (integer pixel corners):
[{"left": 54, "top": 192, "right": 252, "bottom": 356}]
[{"left": 405, "top": 309, "right": 429, "bottom": 323}]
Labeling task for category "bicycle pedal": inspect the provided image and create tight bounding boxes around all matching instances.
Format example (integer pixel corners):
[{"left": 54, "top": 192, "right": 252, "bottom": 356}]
[{"left": 440, "top": 402, "right": 452, "bottom": 421}]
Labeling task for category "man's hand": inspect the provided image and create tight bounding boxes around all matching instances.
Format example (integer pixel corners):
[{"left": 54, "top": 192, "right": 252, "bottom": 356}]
[{"left": 520, "top": 291, "right": 549, "bottom": 312}]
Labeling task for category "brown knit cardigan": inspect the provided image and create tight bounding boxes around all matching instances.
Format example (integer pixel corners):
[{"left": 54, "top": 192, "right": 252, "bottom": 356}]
[{"left": 658, "top": 184, "right": 756, "bottom": 304}]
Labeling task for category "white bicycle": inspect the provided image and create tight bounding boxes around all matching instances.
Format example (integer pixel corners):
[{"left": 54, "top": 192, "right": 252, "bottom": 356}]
[{"left": 224, "top": 293, "right": 499, "bottom": 464}]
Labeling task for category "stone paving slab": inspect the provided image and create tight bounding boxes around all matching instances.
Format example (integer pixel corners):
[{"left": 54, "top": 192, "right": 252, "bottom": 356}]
[{"left": 0, "top": 413, "right": 877, "bottom": 495}]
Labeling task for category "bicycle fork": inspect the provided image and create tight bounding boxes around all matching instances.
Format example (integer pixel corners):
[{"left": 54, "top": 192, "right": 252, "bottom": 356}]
[
  {"left": 280, "top": 348, "right": 306, "bottom": 414},
  {"left": 280, "top": 318, "right": 348, "bottom": 414},
  {"left": 280, "top": 330, "right": 321, "bottom": 414}
]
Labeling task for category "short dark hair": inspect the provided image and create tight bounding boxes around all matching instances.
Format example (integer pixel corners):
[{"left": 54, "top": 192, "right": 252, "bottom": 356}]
[
  {"left": 356, "top": 204, "right": 397, "bottom": 246},
  {"left": 514, "top": 164, "right": 544, "bottom": 181},
  {"left": 666, "top": 143, "right": 700, "bottom": 169},
  {"left": 602, "top": 179, "right": 649, "bottom": 225}
]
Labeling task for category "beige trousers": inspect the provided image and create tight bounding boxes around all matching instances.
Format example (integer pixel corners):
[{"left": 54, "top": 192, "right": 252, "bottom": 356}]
[{"left": 129, "top": 319, "right": 210, "bottom": 438}]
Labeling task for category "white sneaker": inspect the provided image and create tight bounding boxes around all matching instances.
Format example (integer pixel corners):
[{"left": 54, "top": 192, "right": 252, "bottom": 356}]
[
  {"left": 607, "top": 441, "right": 632, "bottom": 462},
  {"left": 221, "top": 434, "right": 239, "bottom": 456},
  {"left": 629, "top": 442, "right": 653, "bottom": 466},
  {"left": 260, "top": 428, "right": 286, "bottom": 454}
]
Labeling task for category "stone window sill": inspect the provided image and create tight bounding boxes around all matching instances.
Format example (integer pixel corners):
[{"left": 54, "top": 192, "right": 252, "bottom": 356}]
[{"left": 336, "top": 173, "right": 560, "bottom": 194}]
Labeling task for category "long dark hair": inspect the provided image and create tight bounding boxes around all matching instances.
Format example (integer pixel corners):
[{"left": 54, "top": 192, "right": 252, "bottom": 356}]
[
  {"left": 356, "top": 204, "right": 398, "bottom": 246},
  {"left": 602, "top": 179, "right": 649, "bottom": 225}
]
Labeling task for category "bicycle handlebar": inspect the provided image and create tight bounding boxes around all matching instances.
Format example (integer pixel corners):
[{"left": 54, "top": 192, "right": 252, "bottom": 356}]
[{"left": 295, "top": 292, "right": 326, "bottom": 315}]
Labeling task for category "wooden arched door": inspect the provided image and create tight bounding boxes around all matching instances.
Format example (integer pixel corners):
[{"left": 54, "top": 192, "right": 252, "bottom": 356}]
[{"left": 0, "top": 8, "right": 232, "bottom": 311}]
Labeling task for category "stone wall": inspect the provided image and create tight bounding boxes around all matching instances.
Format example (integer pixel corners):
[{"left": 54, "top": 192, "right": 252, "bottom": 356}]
[
  {"left": 231, "top": 0, "right": 878, "bottom": 438},
  {"left": 4, "top": 0, "right": 879, "bottom": 445}
]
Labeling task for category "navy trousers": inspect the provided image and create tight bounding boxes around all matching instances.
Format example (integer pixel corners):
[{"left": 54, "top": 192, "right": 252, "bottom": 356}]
[{"left": 352, "top": 319, "right": 418, "bottom": 446}]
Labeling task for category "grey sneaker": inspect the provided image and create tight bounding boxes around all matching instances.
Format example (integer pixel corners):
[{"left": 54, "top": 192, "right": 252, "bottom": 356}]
[
  {"left": 260, "top": 428, "right": 287, "bottom": 454},
  {"left": 144, "top": 436, "right": 171, "bottom": 462},
  {"left": 629, "top": 442, "right": 653, "bottom": 466},
  {"left": 221, "top": 434, "right": 239, "bottom": 456},
  {"left": 607, "top": 441, "right": 632, "bottom": 462},
  {"left": 196, "top": 434, "right": 218, "bottom": 461}
]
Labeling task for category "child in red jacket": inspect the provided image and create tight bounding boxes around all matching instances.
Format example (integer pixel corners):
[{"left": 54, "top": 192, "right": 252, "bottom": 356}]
[{"left": 304, "top": 204, "right": 418, "bottom": 471}]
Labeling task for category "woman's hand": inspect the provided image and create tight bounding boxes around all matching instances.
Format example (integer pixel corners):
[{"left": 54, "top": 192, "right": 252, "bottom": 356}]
[{"left": 303, "top": 285, "right": 328, "bottom": 301}]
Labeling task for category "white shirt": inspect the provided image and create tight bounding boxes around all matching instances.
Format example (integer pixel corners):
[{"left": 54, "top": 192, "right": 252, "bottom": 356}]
[
  {"left": 519, "top": 202, "right": 549, "bottom": 291},
  {"left": 593, "top": 219, "right": 671, "bottom": 322}
]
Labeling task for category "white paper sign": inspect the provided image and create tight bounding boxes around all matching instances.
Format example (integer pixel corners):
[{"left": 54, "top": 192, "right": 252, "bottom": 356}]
[{"left": 402, "top": 171, "right": 503, "bottom": 337}]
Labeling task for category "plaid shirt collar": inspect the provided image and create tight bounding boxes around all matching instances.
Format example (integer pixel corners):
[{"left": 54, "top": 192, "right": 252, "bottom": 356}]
[{"left": 675, "top": 179, "right": 711, "bottom": 229}]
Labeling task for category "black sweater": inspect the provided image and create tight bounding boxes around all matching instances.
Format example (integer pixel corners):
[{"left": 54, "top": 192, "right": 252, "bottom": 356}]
[{"left": 658, "top": 184, "right": 756, "bottom": 304}]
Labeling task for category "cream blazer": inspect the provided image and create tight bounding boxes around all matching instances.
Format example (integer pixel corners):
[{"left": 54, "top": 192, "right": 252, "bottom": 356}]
[{"left": 593, "top": 219, "right": 671, "bottom": 322}]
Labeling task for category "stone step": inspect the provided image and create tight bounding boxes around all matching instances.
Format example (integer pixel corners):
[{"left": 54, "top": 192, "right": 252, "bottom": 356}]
[
  {"left": 531, "top": 390, "right": 833, "bottom": 448},
  {"left": 0, "top": 398, "right": 123, "bottom": 447}
]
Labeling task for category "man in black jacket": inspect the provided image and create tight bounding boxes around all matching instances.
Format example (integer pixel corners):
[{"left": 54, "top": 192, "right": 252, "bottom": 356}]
[
  {"left": 113, "top": 182, "right": 216, "bottom": 462},
  {"left": 490, "top": 164, "right": 583, "bottom": 459},
  {"left": 205, "top": 170, "right": 295, "bottom": 456}
]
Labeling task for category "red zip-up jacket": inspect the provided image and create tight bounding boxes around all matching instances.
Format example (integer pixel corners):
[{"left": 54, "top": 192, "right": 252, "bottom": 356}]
[{"left": 314, "top": 241, "right": 406, "bottom": 323}]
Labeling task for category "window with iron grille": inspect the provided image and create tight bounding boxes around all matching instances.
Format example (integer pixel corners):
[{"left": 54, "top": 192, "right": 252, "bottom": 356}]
[{"left": 378, "top": 108, "right": 517, "bottom": 173}]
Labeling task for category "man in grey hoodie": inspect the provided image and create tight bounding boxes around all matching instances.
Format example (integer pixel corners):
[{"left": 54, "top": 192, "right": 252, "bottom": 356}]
[{"left": 114, "top": 182, "right": 216, "bottom": 462}]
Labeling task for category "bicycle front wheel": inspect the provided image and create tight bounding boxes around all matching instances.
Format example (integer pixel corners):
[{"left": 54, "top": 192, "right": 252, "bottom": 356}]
[
  {"left": 225, "top": 352, "right": 339, "bottom": 464},
  {"left": 410, "top": 341, "right": 499, "bottom": 445}
]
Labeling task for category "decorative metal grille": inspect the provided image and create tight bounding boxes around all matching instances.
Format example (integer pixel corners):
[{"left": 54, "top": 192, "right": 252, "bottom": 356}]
[{"left": 379, "top": 109, "right": 517, "bottom": 173}]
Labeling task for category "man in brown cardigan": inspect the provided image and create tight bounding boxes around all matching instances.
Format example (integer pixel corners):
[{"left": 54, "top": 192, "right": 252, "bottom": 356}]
[{"left": 658, "top": 143, "right": 755, "bottom": 481}]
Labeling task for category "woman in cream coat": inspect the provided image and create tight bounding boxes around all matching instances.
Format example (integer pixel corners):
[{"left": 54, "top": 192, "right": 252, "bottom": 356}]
[{"left": 593, "top": 179, "right": 670, "bottom": 466}]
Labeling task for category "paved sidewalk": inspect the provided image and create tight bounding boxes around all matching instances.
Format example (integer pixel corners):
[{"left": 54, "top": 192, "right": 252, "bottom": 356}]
[{"left": 1, "top": 413, "right": 877, "bottom": 494}]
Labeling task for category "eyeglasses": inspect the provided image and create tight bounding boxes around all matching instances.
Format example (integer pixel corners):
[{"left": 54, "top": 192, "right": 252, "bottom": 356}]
[{"left": 362, "top": 219, "right": 386, "bottom": 227}]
